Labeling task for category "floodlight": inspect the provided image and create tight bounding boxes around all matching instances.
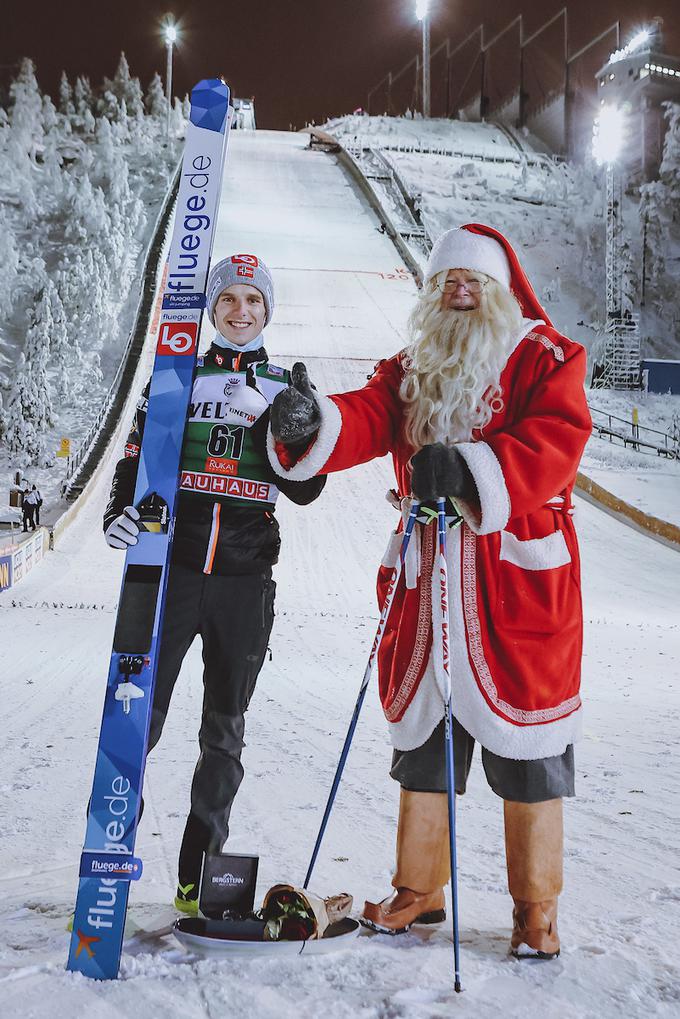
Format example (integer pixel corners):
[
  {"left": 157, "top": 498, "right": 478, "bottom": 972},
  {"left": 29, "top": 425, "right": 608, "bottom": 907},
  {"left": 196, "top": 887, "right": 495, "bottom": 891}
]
[
  {"left": 627, "top": 29, "right": 649, "bottom": 53},
  {"left": 592, "top": 105, "right": 624, "bottom": 166},
  {"left": 165, "top": 24, "right": 178, "bottom": 45},
  {"left": 608, "top": 27, "right": 651, "bottom": 65},
  {"left": 415, "top": 0, "right": 429, "bottom": 22}
]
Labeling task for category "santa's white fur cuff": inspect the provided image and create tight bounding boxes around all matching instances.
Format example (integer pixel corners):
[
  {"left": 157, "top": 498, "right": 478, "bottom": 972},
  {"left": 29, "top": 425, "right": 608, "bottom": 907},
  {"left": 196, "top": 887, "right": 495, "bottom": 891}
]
[{"left": 455, "top": 441, "right": 510, "bottom": 535}]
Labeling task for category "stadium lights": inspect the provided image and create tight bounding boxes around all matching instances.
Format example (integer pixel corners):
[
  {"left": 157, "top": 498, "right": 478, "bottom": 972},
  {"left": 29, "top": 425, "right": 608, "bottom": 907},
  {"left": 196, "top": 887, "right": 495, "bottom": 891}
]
[
  {"left": 415, "top": 0, "right": 430, "bottom": 117},
  {"left": 608, "top": 28, "right": 650, "bottom": 65},
  {"left": 161, "top": 17, "right": 179, "bottom": 139},
  {"left": 592, "top": 104, "right": 624, "bottom": 166}
]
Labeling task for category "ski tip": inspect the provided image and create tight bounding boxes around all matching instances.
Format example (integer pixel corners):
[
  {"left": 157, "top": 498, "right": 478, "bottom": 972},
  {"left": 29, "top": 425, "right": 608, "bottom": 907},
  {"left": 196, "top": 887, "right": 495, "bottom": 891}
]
[{"left": 190, "top": 79, "right": 231, "bottom": 133}]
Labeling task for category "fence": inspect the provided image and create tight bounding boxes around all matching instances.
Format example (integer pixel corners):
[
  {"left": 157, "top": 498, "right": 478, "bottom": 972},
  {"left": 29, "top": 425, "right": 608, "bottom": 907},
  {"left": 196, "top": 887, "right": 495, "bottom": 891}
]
[{"left": 590, "top": 405, "right": 679, "bottom": 459}]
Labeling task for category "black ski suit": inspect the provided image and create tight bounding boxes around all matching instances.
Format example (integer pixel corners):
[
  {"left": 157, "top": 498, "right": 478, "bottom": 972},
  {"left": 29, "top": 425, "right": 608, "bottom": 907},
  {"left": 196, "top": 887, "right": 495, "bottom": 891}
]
[{"left": 104, "top": 343, "right": 325, "bottom": 890}]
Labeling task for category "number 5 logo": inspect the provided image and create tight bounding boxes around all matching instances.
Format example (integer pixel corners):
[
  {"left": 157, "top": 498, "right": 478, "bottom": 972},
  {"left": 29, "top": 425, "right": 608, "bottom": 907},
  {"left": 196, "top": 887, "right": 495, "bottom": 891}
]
[{"left": 157, "top": 322, "right": 198, "bottom": 356}]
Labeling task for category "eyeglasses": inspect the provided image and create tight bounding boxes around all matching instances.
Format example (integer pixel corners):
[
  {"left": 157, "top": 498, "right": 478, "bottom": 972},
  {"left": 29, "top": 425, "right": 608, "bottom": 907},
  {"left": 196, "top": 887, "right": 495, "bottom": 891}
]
[{"left": 437, "top": 278, "right": 486, "bottom": 294}]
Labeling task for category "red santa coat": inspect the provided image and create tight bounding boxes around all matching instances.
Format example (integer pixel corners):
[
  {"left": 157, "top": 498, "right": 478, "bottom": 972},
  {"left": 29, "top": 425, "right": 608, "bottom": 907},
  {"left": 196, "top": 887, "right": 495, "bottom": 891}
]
[{"left": 267, "top": 227, "right": 592, "bottom": 760}]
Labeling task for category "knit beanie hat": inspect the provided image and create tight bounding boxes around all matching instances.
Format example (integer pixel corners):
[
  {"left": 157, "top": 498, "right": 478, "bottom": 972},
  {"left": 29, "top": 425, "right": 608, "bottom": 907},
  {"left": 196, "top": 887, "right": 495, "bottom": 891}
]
[
  {"left": 207, "top": 254, "right": 275, "bottom": 326},
  {"left": 425, "top": 227, "right": 512, "bottom": 290}
]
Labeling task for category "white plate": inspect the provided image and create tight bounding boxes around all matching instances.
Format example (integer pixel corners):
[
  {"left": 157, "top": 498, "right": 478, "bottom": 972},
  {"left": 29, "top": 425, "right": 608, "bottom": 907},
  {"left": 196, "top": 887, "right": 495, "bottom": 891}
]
[{"left": 173, "top": 917, "right": 361, "bottom": 957}]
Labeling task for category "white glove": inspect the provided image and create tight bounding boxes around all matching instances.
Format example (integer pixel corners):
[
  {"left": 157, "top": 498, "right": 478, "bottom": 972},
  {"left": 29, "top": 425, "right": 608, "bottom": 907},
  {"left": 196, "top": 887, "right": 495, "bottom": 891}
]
[{"left": 105, "top": 506, "right": 140, "bottom": 549}]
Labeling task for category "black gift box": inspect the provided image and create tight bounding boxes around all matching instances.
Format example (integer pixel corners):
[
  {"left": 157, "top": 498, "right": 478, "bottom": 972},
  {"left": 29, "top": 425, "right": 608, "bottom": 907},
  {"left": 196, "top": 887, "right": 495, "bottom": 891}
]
[{"left": 199, "top": 852, "right": 259, "bottom": 919}]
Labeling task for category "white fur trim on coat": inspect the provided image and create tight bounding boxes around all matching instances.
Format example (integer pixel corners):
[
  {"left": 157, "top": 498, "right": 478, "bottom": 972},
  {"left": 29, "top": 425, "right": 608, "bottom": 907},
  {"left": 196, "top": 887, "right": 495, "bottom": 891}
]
[
  {"left": 499, "top": 529, "right": 571, "bottom": 571},
  {"left": 266, "top": 395, "right": 341, "bottom": 481},
  {"left": 454, "top": 441, "right": 510, "bottom": 536},
  {"left": 387, "top": 522, "right": 583, "bottom": 758}
]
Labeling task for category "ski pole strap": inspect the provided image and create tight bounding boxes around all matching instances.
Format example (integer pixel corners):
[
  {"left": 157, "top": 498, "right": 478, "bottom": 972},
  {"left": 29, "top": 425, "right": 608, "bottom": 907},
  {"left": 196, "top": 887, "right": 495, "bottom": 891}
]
[
  {"left": 414, "top": 496, "right": 463, "bottom": 528},
  {"left": 399, "top": 501, "right": 420, "bottom": 564}
]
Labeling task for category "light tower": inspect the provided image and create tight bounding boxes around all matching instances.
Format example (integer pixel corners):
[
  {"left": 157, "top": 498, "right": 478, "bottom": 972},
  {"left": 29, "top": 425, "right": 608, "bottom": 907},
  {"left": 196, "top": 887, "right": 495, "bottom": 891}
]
[
  {"left": 163, "top": 18, "right": 179, "bottom": 139},
  {"left": 591, "top": 104, "right": 641, "bottom": 389},
  {"left": 416, "top": 0, "right": 430, "bottom": 118}
]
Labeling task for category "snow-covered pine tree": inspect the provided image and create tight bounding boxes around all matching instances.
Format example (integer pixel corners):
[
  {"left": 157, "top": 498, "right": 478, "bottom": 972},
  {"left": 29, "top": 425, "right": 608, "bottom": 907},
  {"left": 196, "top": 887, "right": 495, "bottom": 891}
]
[
  {"left": 59, "top": 71, "right": 75, "bottom": 117},
  {"left": 74, "top": 76, "right": 94, "bottom": 118},
  {"left": 0, "top": 210, "right": 20, "bottom": 320},
  {"left": 660, "top": 101, "right": 680, "bottom": 214},
  {"left": 170, "top": 97, "right": 187, "bottom": 138},
  {"left": 10, "top": 58, "right": 44, "bottom": 160},
  {"left": 145, "top": 72, "right": 166, "bottom": 121},
  {"left": 44, "top": 279, "right": 73, "bottom": 400},
  {"left": 104, "top": 53, "right": 145, "bottom": 123},
  {"left": 5, "top": 298, "right": 56, "bottom": 467},
  {"left": 41, "top": 94, "right": 58, "bottom": 136},
  {"left": 114, "top": 98, "right": 130, "bottom": 142},
  {"left": 639, "top": 181, "right": 667, "bottom": 285},
  {"left": 619, "top": 237, "right": 638, "bottom": 317}
]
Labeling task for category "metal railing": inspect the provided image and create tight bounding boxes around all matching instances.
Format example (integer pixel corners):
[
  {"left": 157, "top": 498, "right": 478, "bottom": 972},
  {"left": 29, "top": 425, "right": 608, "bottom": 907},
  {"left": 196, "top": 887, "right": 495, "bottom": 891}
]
[{"left": 589, "top": 405, "right": 679, "bottom": 459}]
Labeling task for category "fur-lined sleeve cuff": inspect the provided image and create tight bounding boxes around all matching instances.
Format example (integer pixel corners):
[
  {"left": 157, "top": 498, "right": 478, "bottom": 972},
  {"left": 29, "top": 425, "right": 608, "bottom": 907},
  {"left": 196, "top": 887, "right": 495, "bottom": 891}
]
[
  {"left": 455, "top": 441, "right": 510, "bottom": 535},
  {"left": 266, "top": 396, "right": 342, "bottom": 481}
]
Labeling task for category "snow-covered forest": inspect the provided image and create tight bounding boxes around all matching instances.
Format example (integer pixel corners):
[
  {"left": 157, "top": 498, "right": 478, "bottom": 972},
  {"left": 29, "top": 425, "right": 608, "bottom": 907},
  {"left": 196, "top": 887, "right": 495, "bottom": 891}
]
[{"left": 0, "top": 55, "right": 185, "bottom": 476}]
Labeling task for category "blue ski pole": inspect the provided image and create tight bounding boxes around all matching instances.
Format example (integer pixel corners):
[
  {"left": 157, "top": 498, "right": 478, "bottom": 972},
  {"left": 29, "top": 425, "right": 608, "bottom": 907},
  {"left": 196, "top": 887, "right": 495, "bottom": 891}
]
[
  {"left": 303, "top": 501, "right": 420, "bottom": 889},
  {"left": 436, "top": 496, "right": 462, "bottom": 993}
]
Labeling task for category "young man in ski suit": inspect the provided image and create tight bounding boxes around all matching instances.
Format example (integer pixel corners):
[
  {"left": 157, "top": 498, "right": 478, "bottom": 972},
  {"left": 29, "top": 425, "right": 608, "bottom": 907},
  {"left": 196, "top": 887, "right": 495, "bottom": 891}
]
[
  {"left": 103, "top": 254, "right": 325, "bottom": 914},
  {"left": 268, "top": 225, "right": 592, "bottom": 958}
]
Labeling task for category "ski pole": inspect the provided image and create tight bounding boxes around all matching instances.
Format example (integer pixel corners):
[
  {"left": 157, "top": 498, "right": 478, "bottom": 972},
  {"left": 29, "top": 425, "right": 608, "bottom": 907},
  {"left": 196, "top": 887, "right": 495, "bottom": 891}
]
[
  {"left": 303, "top": 501, "right": 420, "bottom": 889},
  {"left": 436, "top": 496, "right": 462, "bottom": 993}
]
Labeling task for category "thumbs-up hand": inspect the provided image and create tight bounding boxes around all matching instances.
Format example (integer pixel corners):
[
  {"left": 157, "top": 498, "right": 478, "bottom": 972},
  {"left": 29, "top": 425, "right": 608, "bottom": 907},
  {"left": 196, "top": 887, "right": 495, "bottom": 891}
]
[{"left": 270, "top": 362, "right": 321, "bottom": 444}]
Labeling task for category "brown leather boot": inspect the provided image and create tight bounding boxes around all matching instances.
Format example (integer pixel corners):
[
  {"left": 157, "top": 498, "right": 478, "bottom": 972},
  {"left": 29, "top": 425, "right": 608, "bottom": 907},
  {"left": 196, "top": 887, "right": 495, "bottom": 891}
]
[
  {"left": 504, "top": 799, "right": 563, "bottom": 959},
  {"left": 361, "top": 790, "right": 449, "bottom": 935}
]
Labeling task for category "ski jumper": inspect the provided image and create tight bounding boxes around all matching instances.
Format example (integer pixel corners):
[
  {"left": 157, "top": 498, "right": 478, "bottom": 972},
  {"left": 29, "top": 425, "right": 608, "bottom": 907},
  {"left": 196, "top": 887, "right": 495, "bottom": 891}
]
[
  {"left": 104, "top": 343, "right": 325, "bottom": 885},
  {"left": 267, "top": 226, "right": 592, "bottom": 763}
]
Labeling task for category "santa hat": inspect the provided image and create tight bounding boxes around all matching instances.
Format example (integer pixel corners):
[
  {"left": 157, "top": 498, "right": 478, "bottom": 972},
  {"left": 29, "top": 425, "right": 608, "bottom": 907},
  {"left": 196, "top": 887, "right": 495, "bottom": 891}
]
[{"left": 424, "top": 223, "right": 551, "bottom": 326}]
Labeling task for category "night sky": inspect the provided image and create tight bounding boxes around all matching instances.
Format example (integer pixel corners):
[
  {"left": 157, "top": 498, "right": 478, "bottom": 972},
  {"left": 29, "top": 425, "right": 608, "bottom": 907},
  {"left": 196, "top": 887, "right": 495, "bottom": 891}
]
[{"left": 2, "top": 0, "right": 679, "bottom": 129}]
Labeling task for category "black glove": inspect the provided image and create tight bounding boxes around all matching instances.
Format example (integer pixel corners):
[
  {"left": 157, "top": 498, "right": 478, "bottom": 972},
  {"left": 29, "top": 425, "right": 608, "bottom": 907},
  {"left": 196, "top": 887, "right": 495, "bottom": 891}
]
[
  {"left": 270, "top": 362, "right": 321, "bottom": 444},
  {"left": 410, "top": 443, "right": 476, "bottom": 502}
]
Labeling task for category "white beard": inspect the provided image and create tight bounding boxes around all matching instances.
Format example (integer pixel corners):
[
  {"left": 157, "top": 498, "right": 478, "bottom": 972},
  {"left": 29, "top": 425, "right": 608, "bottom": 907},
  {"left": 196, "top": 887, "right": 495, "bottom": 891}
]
[{"left": 400, "top": 278, "right": 524, "bottom": 450}]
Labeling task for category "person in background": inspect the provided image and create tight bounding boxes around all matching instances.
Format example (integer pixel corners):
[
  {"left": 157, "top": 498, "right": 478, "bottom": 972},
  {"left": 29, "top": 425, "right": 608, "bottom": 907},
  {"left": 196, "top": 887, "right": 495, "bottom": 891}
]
[
  {"left": 22, "top": 485, "right": 37, "bottom": 532},
  {"left": 32, "top": 485, "right": 43, "bottom": 526}
]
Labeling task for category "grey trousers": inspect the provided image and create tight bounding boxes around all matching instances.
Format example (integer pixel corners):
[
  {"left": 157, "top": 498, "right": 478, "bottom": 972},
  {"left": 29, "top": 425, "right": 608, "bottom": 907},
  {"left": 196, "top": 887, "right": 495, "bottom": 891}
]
[{"left": 390, "top": 718, "right": 575, "bottom": 803}]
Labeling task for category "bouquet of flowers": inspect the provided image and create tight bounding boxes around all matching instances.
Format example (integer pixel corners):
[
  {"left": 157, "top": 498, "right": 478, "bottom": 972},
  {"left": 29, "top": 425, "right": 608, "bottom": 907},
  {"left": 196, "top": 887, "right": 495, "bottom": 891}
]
[{"left": 261, "top": 884, "right": 352, "bottom": 942}]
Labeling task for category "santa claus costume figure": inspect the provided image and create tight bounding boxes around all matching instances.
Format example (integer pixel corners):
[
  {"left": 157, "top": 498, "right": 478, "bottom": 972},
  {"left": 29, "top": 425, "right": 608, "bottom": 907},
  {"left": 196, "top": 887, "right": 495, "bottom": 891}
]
[{"left": 268, "top": 224, "right": 592, "bottom": 959}]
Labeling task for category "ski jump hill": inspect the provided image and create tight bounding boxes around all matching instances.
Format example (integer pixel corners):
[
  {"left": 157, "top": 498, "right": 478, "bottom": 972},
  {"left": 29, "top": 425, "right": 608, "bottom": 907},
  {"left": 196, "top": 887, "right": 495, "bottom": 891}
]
[{"left": 2, "top": 130, "right": 680, "bottom": 1016}]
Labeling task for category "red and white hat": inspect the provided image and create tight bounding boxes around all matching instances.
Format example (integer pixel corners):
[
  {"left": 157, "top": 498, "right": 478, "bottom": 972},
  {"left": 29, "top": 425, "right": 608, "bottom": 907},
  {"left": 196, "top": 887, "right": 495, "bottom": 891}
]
[{"left": 424, "top": 223, "right": 551, "bottom": 325}]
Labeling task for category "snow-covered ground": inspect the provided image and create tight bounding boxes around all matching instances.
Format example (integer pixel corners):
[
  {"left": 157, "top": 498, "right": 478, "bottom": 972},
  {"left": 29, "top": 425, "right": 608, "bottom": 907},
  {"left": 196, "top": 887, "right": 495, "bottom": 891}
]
[{"left": 1, "top": 130, "right": 680, "bottom": 1018}]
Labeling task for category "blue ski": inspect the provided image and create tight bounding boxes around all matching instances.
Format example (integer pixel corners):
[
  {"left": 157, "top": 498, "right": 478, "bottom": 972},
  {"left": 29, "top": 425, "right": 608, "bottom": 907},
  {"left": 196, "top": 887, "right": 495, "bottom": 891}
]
[{"left": 66, "top": 77, "right": 232, "bottom": 980}]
